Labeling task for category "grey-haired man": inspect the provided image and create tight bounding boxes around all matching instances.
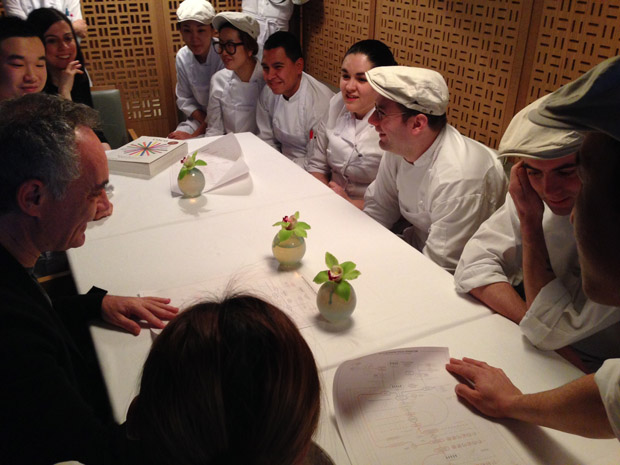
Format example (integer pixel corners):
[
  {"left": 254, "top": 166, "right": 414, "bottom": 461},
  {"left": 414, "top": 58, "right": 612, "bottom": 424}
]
[{"left": 0, "top": 93, "right": 177, "bottom": 463}]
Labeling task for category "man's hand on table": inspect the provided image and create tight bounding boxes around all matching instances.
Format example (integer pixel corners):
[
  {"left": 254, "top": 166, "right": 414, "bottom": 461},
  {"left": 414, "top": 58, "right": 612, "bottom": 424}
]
[
  {"left": 445, "top": 357, "right": 523, "bottom": 418},
  {"left": 101, "top": 295, "right": 179, "bottom": 335}
]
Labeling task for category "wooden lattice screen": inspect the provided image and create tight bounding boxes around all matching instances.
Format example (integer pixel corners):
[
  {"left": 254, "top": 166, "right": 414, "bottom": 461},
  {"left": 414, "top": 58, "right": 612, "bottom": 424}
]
[
  {"left": 79, "top": 0, "right": 241, "bottom": 136},
  {"left": 303, "top": 0, "right": 620, "bottom": 149},
  {"left": 0, "top": 1, "right": 618, "bottom": 141},
  {"left": 518, "top": 0, "right": 620, "bottom": 108}
]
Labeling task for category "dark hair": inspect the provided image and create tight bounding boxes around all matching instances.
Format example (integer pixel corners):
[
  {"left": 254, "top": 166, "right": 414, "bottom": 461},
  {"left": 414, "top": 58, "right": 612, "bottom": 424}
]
[
  {"left": 400, "top": 105, "right": 448, "bottom": 131},
  {"left": 128, "top": 295, "right": 321, "bottom": 465},
  {"left": 0, "top": 16, "right": 41, "bottom": 45},
  {"left": 344, "top": 39, "right": 397, "bottom": 68},
  {"left": 218, "top": 22, "right": 259, "bottom": 57},
  {"left": 0, "top": 93, "right": 100, "bottom": 214},
  {"left": 264, "top": 30, "right": 302, "bottom": 62},
  {"left": 27, "top": 7, "right": 86, "bottom": 68}
]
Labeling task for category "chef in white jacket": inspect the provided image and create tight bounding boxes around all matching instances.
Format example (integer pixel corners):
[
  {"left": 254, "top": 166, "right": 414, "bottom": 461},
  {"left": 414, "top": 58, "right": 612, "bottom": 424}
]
[
  {"left": 447, "top": 56, "right": 620, "bottom": 441},
  {"left": 256, "top": 31, "right": 333, "bottom": 168},
  {"left": 454, "top": 95, "right": 620, "bottom": 369},
  {"left": 306, "top": 39, "right": 397, "bottom": 209},
  {"left": 2, "top": 0, "right": 87, "bottom": 37},
  {"left": 168, "top": 0, "right": 223, "bottom": 140},
  {"left": 363, "top": 66, "right": 507, "bottom": 273},
  {"left": 241, "top": 0, "right": 310, "bottom": 54},
  {"left": 205, "top": 12, "right": 265, "bottom": 137}
]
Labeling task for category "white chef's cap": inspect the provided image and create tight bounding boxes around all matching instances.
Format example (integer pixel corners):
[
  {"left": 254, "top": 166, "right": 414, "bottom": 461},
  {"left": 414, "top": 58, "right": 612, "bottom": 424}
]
[
  {"left": 177, "top": 0, "right": 216, "bottom": 25},
  {"left": 498, "top": 94, "right": 583, "bottom": 160},
  {"left": 212, "top": 12, "right": 260, "bottom": 40},
  {"left": 366, "top": 66, "right": 449, "bottom": 116}
]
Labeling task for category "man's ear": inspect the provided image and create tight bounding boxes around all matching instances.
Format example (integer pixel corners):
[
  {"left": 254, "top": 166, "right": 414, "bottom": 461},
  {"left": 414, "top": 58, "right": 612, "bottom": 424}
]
[
  {"left": 16, "top": 179, "right": 46, "bottom": 217},
  {"left": 409, "top": 113, "right": 429, "bottom": 135},
  {"left": 295, "top": 57, "right": 304, "bottom": 74}
]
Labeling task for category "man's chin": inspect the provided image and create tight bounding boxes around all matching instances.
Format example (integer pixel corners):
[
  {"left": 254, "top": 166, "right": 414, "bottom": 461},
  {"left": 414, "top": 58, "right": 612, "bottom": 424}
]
[{"left": 546, "top": 204, "right": 574, "bottom": 216}]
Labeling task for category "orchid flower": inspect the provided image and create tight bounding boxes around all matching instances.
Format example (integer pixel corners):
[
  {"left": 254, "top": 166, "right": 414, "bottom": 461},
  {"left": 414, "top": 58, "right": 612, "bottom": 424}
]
[
  {"left": 178, "top": 151, "right": 207, "bottom": 180},
  {"left": 273, "top": 211, "right": 311, "bottom": 242},
  {"left": 313, "top": 252, "right": 361, "bottom": 301}
]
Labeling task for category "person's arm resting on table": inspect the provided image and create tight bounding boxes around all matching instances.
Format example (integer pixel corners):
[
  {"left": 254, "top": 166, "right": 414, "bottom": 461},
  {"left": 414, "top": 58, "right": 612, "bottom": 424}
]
[
  {"left": 446, "top": 357, "right": 614, "bottom": 438},
  {"left": 101, "top": 295, "right": 179, "bottom": 336}
]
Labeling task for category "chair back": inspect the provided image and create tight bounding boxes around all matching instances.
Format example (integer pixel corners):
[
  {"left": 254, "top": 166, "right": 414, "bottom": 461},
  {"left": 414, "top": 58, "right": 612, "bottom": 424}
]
[{"left": 91, "top": 87, "right": 129, "bottom": 149}]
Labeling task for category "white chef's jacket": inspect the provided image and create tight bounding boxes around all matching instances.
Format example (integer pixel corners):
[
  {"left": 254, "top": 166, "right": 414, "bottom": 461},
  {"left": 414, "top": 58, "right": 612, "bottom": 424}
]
[
  {"left": 305, "top": 93, "right": 382, "bottom": 199},
  {"left": 363, "top": 125, "right": 507, "bottom": 273},
  {"left": 256, "top": 72, "right": 333, "bottom": 168},
  {"left": 205, "top": 59, "right": 265, "bottom": 137},
  {"left": 174, "top": 44, "right": 224, "bottom": 135},
  {"left": 241, "top": 0, "right": 309, "bottom": 49},
  {"left": 455, "top": 194, "right": 620, "bottom": 350},
  {"left": 3, "top": 0, "right": 82, "bottom": 19},
  {"left": 595, "top": 359, "right": 620, "bottom": 439}
]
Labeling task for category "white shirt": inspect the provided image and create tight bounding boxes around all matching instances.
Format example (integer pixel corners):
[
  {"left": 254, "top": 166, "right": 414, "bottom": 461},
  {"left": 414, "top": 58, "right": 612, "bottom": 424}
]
[
  {"left": 3, "top": 0, "right": 82, "bottom": 20},
  {"left": 241, "top": 0, "right": 309, "bottom": 48},
  {"left": 256, "top": 72, "right": 333, "bottom": 167},
  {"left": 206, "top": 60, "right": 265, "bottom": 137},
  {"left": 455, "top": 195, "right": 620, "bottom": 350},
  {"left": 305, "top": 93, "right": 382, "bottom": 199},
  {"left": 363, "top": 125, "right": 507, "bottom": 273},
  {"left": 595, "top": 359, "right": 620, "bottom": 439},
  {"left": 174, "top": 44, "right": 224, "bottom": 134}
]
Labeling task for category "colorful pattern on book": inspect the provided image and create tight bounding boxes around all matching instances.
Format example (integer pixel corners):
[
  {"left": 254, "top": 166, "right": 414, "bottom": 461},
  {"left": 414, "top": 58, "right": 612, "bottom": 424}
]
[{"left": 123, "top": 140, "right": 170, "bottom": 157}]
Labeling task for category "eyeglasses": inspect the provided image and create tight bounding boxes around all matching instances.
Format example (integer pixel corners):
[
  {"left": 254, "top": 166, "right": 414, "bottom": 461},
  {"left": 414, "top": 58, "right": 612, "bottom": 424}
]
[
  {"left": 214, "top": 41, "right": 244, "bottom": 55},
  {"left": 373, "top": 104, "right": 406, "bottom": 121}
]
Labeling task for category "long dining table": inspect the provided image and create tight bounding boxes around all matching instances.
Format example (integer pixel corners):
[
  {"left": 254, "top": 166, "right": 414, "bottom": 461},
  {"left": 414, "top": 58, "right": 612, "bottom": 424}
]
[{"left": 67, "top": 133, "right": 620, "bottom": 464}]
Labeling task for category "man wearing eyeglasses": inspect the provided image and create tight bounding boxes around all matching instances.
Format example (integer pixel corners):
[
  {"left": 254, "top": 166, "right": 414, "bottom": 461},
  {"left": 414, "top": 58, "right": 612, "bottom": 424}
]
[{"left": 363, "top": 66, "right": 507, "bottom": 273}]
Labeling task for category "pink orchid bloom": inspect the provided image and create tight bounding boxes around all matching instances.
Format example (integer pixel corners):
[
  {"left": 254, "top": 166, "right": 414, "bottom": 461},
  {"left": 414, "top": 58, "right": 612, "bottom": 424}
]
[
  {"left": 328, "top": 266, "right": 343, "bottom": 282},
  {"left": 283, "top": 215, "right": 297, "bottom": 230}
]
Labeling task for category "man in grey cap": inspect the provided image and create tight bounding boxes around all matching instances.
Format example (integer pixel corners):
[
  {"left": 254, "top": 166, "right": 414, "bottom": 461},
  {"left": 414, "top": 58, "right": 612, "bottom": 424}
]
[
  {"left": 454, "top": 95, "right": 620, "bottom": 371},
  {"left": 363, "top": 66, "right": 507, "bottom": 273},
  {"left": 447, "top": 56, "right": 620, "bottom": 439}
]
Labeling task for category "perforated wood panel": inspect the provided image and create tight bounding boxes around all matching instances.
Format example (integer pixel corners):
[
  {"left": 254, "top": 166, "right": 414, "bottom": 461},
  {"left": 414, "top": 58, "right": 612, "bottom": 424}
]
[
  {"left": 302, "top": 0, "right": 374, "bottom": 87},
  {"left": 79, "top": 0, "right": 176, "bottom": 136},
  {"left": 521, "top": 0, "right": 620, "bottom": 106},
  {"left": 372, "top": 0, "right": 532, "bottom": 149}
]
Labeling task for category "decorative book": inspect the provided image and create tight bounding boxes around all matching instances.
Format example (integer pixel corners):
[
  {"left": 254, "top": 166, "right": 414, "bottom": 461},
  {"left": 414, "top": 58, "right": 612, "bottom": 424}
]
[{"left": 106, "top": 136, "right": 188, "bottom": 178}]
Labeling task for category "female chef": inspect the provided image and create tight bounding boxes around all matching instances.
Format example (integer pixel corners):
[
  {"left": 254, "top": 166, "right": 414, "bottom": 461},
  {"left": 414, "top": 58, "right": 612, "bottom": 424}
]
[
  {"left": 205, "top": 11, "right": 265, "bottom": 136},
  {"left": 305, "top": 40, "right": 397, "bottom": 209}
]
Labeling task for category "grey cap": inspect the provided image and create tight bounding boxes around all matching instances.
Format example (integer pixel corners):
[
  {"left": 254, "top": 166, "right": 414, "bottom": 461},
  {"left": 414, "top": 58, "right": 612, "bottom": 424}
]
[
  {"left": 366, "top": 66, "right": 449, "bottom": 116},
  {"left": 498, "top": 94, "right": 584, "bottom": 159},
  {"left": 528, "top": 56, "right": 620, "bottom": 141},
  {"left": 212, "top": 12, "right": 260, "bottom": 40},
  {"left": 177, "top": 0, "right": 216, "bottom": 25}
]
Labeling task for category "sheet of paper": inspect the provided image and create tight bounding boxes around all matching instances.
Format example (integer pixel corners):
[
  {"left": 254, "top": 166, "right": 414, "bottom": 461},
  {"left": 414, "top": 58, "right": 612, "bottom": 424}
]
[
  {"left": 141, "top": 260, "right": 319, "bottom": 335},
  {"left": 334, "top": 347, "right": 527, "bottom": 465},
  {"left": 169, "top": 133, "right": 249, "bottom": 195}
]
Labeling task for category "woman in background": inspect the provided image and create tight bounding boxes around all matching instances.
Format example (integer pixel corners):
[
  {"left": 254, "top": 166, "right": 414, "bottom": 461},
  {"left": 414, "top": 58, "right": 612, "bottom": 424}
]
[
  {"left": 205, "top": 11, "right": 265, "bottom": 136},
  {"left": 305, "top": 40, "right": 397, "bottom": 209},
  {"left": 127, "top": 294, "right": 321, "bottom": 465},
  {"left": 27, "top": 7, "right": 92, "bottom": 105}
]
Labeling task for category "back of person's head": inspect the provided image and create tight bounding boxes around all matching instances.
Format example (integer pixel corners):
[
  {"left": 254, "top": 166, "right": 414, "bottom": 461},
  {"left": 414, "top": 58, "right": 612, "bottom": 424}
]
[
  {"left": 264, "top": 31, "right": 302, "bottom": 62},
  {"left": 0, "top": 93, "right": 99, "bottom": 214},
  {"left": 27, "top": 7, "right": 86, "bottom": 65},
  {"left": 0, "top": 16, "right": 40, "bottom": 46},
  {"left": 344, "top": 39, "right": 397, "bottom": 68},
  {"left": 128, "top": 295, "right": 321, "bottom": 465}
]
